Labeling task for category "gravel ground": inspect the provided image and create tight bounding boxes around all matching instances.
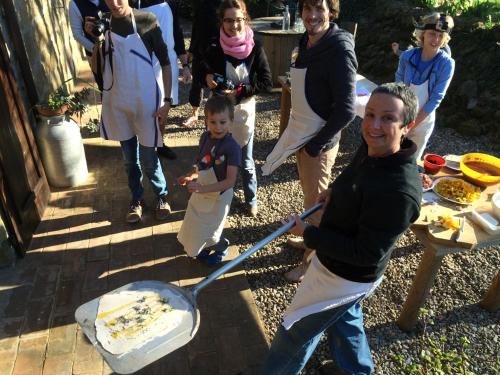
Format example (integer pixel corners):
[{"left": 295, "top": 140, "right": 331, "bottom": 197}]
[{"left": 167, "top": 46, "right": 500, "bottom": 373}]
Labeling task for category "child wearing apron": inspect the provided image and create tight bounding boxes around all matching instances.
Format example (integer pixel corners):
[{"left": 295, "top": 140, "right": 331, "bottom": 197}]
[{"left": 177, "top": 96, "right": 241, "bottom": 265}]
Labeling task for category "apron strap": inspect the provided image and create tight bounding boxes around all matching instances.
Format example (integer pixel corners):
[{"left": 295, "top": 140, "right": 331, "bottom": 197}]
[{"left": 102, "top": 30, "right": 114, "bottom": 91}]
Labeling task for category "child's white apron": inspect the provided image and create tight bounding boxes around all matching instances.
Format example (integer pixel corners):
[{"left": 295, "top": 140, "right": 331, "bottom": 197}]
[
  {"left": 177, "top": 168, "right": 233, "bottom": 257},
  {"left": 100, "top": 13, "right": 163, "bottom": 147},
  {"left": 261, "top": 66, "right": 326, "bottom": 175}
]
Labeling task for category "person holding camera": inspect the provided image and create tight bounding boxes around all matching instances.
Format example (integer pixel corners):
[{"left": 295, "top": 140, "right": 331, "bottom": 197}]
[
  {"left": 89, "top": 0, "right": 173, "bottom": 223},
  {"left": 133, "top": 0, "right": 192, "bottom": 160},
  {"left": 202, "top": 0, "right": 272, "bottom": 217},
  {"left": 69, "top": 0, "right": 109, "bottom": 62}
]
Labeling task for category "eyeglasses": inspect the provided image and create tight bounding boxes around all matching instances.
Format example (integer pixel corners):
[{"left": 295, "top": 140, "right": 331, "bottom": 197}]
[{"left": 223, "top": 17, "right": 246, "bottom": 24}]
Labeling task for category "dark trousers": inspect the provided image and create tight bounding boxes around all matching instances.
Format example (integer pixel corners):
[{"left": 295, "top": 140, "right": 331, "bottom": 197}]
[{"left": 188, "top": 55, "right": 205, "bottom": 108}]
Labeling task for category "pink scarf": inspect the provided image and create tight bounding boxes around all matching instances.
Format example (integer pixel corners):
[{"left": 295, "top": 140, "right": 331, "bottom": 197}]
[{"left": 219, "top": 25, "right": 255, "bottom": 60}]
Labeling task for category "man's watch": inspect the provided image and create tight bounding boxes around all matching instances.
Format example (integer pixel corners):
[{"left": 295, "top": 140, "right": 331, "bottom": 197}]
[{"left": 163, "top": 97, "right": 173, "bottom": 104}]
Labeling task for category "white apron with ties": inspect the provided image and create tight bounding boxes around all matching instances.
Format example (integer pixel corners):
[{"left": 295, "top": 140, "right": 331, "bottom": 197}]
[
  {"left": 282, "top": 253, "right": 382, "bottom": 330},
  {"left": 225, "top": 61, "right": 255, "bottom": 147},
  {"left": 177, "top": 168, "right": 233, "bottom": 257},
  {"left": 139, "top": 1, "right": 179, "bottom": 105},
  {"left": 100, "top": 13, "right": 163, "bottom": 147},
  {"left": 261, "top": 66, "right": 327, "bottom": 176},
  {"left": 407, "top": 80, "right": 435, "bottom": 160}
]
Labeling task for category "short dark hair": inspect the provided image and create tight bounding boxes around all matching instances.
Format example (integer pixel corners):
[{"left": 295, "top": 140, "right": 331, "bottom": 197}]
[
  {"left": 372, "top": 83, "right": 418, "bottom": 127},
  {"left": 218, "top": 0, "right": 250, "bottom": 23},
  {"left": 298, "top": 0, "right": 339, "bottom": 20},
  {"left": 204, "top": 96, "right": 235, "bottom": 121}
]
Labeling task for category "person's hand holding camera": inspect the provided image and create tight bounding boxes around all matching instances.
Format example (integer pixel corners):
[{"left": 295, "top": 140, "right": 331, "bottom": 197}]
[{"left": 206, "top": 74, "right": 218, "bottom": 90}]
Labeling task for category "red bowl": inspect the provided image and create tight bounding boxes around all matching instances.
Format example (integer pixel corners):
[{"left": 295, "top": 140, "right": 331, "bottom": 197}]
[{"left": 424, "top": 154, "right": 446, "bottom": 175}]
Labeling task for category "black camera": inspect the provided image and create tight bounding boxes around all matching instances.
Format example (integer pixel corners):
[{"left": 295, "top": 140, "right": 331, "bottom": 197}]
[
  {"left": 213, "top": 73, "right": 235, "bottom": 95},
  {"left": 92, "top": 12, "right": 110, "bottom": 37}
]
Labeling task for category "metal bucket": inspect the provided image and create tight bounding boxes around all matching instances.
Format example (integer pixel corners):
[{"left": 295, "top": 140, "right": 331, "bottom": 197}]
[
  {"left": 75, "top": 204, "right": 321, "bottom": 374},
  {"left": 36, "top": 115, "right": 88, "bottom": 188}
]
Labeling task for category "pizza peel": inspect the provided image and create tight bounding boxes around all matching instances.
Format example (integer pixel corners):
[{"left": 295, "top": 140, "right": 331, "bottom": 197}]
[{"left": 75, "top": 204, "right": 321, "bottom": 374}]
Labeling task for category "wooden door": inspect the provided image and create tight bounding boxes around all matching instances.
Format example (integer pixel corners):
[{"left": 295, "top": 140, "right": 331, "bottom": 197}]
[{"left": 0, "top": 28, "right": 50, "bottom": 255}]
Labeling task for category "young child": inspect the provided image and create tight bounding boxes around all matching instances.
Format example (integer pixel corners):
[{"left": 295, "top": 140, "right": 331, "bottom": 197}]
[{"left": 177, "top": 96, "right": 241, "bottom": 265}]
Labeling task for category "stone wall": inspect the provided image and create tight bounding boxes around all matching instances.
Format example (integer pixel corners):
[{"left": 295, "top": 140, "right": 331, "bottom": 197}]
[
  {"left": 6, "top": 0, "right": 85, "bottom": 102},
  {"left": 340, "top": 0, "right": 500, "bottom": 146}
]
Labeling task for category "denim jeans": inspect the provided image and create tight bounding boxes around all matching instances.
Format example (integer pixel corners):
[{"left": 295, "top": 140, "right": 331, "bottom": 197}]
[
  {"left": 241, "top": 133, "right": 257, "bottom": 207},
  {"left": 260, "top": 300, "right": 374, "bottom": 375},
  {"left": 120, "top": 136, "right": 168, "bottom": 201}
]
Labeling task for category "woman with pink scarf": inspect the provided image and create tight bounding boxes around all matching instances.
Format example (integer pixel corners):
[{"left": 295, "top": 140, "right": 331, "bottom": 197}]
[{"left": 202, "top": 0, "right": 272, "bottom": 217}]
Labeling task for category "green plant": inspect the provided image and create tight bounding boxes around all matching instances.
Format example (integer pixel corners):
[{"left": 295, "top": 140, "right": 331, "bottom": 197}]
[
  {"left": 416, "top": 0, "right": 500, "bottom": 20},
  {"left": 83, "top": 118, "right": 100, "bottom": 134},
  {"left": 392, "top": 308, "right": 478, "bottom": 374}
]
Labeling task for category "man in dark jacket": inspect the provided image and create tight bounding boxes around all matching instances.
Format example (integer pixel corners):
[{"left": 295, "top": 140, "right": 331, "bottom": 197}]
[
  {"left": 260, "top": 83, "right": 422, "bottom": 375},
  {"left": 275, "top": 0, "right": 357, "bottom": 281}
]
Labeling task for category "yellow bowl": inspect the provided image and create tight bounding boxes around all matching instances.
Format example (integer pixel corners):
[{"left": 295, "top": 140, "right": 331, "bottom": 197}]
[{"left": 460, "top": 153, "right": 500, "bottom": 187}]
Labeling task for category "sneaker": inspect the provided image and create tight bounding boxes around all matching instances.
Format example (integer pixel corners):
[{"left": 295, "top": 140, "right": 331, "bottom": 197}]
[
  {"left": 318, "top": 360, "right": 349, "bottom": 375},
  {"left": 205, "top": 238, "right": 230, "bottom": 266},
  {"left": 157, "top": 144, "right": 177, "bottom": 160},
  {"left": 248, "top": 205, "right": 258, "bottom": 217},
  {"left": 126, "top": 200, "right": 144, "bottom": 223},
  {"left": 284, "top": 262, "right": 308, "bottom": 283},
  {"left": 155, "top": 195, "right": 171, "bottom": 220},
  {"left": 287, "top": 236, "right": 306, "bottom": 250},
  {"left": 196, "top": 249, "right": 212, "bottom": 261}
]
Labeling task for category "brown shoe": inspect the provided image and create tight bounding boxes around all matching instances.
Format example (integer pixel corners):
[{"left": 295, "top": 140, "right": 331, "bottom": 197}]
[
  {"left": 126, "top": 200, "right": 144, "bottom": 223},
  {"left": 284, "top": 262, "right": 308, "bottom": 283},
  {"left": 155, "top": 195, "right": 171, "bottom": 220},
  {"left": 287, "top": 236, "right": 306, "bottom": 250}
]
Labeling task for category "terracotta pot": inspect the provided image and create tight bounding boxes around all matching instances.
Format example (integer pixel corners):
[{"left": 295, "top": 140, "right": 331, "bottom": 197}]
[{"left": 35, "top": 104, "right": 68, "bottom": 117}]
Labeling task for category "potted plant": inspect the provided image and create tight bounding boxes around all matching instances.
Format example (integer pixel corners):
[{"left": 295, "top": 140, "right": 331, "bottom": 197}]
[{"left": 34, "top": 80, "right": 94, "bottom": 188}]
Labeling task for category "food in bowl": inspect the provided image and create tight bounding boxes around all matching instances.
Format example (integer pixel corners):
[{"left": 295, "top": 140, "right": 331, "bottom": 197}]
[
  {"left": 424, "top": 154, "right": 445, "bottom": 175},
  {"left": 460, "top": 153, "right": 500, "bottom": 187},
  {"left": 434, "top": 178, "right": 481, "bottom": 204}
]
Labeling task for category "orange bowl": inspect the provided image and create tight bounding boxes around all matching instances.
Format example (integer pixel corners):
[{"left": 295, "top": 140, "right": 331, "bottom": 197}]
[
  {"left": 460, "top": 153, "right": 500, "bottom": 187},
  {"left": 424, "top": 154, "right": 445, "bottom": 175}
]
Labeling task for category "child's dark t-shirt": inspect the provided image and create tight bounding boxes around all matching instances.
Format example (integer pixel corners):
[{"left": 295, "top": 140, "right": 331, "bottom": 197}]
[{"left": 197, "top": 131, "right": 241, "bottom": 181}]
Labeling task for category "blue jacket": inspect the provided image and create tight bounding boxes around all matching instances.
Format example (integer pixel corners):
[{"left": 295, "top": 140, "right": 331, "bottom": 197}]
[{"left": 395, "top": 48, "right": 455, "bottom": 114}]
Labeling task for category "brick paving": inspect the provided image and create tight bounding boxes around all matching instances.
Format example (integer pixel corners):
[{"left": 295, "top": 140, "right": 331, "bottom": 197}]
[{"left": 0, "top": 79, "right": 269, "bottom": 374}]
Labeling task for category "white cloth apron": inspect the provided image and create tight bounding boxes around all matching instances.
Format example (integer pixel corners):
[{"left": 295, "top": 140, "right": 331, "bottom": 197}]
[
  {"left": 261, "top": 67, "right": 326, "bottom": 176},
  {"left": 282, "top": 253, "right": 382, "bottom": 330},
  {"left": 140, "top": 2, "right": 179, "bottom": 105},
  {"left": 177, "top": 168, "right": 233, "bottom": 257},
  {"left": 100, "top": 13, "right": 163, "bottom": 147},
  {"left": 225, "top": 61, "right": 255, "bottom": 147},
  {"left": 407, "top": 80, "right": 435, "bottom": 160}
]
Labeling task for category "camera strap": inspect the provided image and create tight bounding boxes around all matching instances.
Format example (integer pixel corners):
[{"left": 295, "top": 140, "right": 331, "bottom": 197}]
[{"left": 102, "top": 30, "right": 114, "bottom": 91}]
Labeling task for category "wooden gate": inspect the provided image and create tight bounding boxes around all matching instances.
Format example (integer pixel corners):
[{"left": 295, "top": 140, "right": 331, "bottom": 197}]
[{"left": 0, "top": 29, "right": 50, "bottom": 255}]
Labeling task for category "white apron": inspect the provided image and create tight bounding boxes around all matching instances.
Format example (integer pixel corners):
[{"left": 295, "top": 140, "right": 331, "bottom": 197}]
[
  {"left": 100, "top": 13, "right": 163, "bottom": 147},
  {"left": 261, "top": 67, "right": 327, "bottom": 176},
  {"left": 282, "top": 254, "right": 382, "bottom": 330},
  {"left": 139, "top": 2, "right": 179, "bottom": 105},
  {"left": 177, "top": 168, "right": 233, "bottom": 257},
  {"left": 407, "top": 80, "right": 435, "bottom": 160},
  {"left": 226, "top": 61, "right": 255, "bottom": 147}
]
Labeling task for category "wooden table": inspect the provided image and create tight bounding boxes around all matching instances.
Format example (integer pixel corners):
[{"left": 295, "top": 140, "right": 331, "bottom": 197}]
[
  {"left": 253, "top": 17, "right": 302, "bottom": 87},
  {"left": 397, "top": 181, "right": 500, "bottom": 331},
  {"left": 277, "top": 74, "right": 377, "bottom": 135}
]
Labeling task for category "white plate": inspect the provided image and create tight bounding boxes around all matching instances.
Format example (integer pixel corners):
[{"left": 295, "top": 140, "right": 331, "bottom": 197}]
[
  {"left": 432, "top": 176, "right": 480, "bottom": 206},
  {"left": 444, "top": 154, "right": 462, "bottom": 171}
]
